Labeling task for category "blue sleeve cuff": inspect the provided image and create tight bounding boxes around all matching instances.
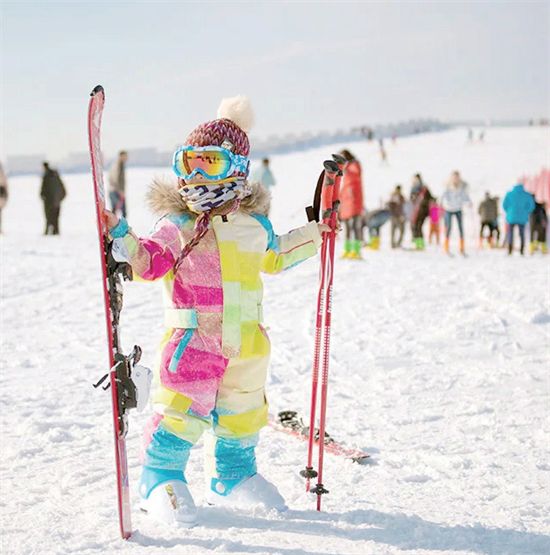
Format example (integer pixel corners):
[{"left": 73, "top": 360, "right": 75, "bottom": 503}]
[{"left": 110, "top": 217, "right": 129, "bottom": 238}]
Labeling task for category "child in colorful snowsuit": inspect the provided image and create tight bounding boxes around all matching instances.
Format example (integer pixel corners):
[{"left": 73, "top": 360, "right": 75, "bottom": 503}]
[{"left": 105, "top": 96, "right": 327, "bottom": 527}]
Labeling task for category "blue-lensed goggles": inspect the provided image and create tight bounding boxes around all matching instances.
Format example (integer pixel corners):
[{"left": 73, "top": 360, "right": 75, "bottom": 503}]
[{"left": 173, "top": 145, "right": 250, "bottom": 181}]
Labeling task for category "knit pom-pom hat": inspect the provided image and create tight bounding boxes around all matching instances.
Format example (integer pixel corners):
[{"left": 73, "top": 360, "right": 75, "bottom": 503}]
[{"left": 184, "top": 95, "right": 254, "bottom": 157}]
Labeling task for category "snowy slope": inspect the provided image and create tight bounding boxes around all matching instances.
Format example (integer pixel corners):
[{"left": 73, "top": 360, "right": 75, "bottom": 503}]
[{"left": 1, "top": 127, "right": 549, "bottom": 555}]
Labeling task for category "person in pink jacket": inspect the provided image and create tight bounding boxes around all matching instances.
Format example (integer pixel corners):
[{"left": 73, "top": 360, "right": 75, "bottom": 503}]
[
  {"left": 338, "top": 149, "right": 364, "bottom": 259},
  {"left": 105, "top": 96, "right": 329, "bottom": 527}
]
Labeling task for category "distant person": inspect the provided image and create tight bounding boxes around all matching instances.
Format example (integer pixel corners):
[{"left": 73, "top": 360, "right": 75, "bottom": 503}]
[
  {"left": 410, "top": 173, "right": 433, "bottom": 250},
  {"left": 441, "top": 171, "right": 471, "bottom": 255},
  {"left": 363, "top": 207, "right": 390, "bottom": 250},
  {"left": 428, "top": 198, "right": 443, "bottom": 245},
  {"left": 503, "top": 181, "right": 535, "bottom": 255},
  {"left": 108, "top": 150, "right": 128, "bottom": 218},
  {"left": 478, "top": 192, "right": 499, "bottom": 248},
  {"left": 251, "top": 158, "right": 276, "bottom": 189},
  {"left": 529, "top": 201, "right": 548, "bottom": 254},
  {"left": 40, "top": 162, "right": 66, "bottom": 235},
  {"left": 467, "top": 128, "right": 473, "bottom": 143},
  {"left": 0, "top": 163, "right": 8, "bottom": 234},
  {"left": 478, "top": 130, "right": 485, "bottom": 143},
  {"left": 388, "top": 185, "right": 405, "bottom": 248},
  {"left": 339, "top": 149, "right": 364, "bottom": 259}
]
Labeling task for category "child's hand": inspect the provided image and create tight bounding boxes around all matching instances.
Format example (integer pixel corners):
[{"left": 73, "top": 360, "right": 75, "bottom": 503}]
[
  {"left": 318, "top": 222, "right": 341, "bottom": 235},
  {"left": 104, "top": 209, "right": 120, "bottom": 230}
]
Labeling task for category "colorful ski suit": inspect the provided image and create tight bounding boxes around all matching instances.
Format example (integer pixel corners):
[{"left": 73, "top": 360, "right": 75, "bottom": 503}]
[{"left": 110, "top": 181, "right": 322, "bottom": 480}]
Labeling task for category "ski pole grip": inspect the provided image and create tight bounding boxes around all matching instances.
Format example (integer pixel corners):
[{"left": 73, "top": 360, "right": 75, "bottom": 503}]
[
  {"left": 321, "top": 160, "right": 339, "bottom": 218},
  {"left": 90, "top": 84, "right": 105, "bottom": 97}
]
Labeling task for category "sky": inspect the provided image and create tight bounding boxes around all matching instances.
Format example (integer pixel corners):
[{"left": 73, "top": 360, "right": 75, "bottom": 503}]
[{"left": 1, "top": 1, "right": 548, "bottom": 162}]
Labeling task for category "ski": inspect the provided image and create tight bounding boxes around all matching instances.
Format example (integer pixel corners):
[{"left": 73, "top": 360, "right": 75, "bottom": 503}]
[
  {"left": 268, "top": 411, "right": 370, "bottom": 463},
  {"left": 88, "top": 85, "right": 142, "bottom": 540}
]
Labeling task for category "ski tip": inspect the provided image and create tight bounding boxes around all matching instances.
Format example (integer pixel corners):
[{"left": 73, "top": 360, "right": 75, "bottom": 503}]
[{"left": 90, "top": 85, "right": 105, "bottom": 97}]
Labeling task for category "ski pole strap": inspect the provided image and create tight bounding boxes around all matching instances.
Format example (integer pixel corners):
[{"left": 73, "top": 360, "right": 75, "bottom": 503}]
[
  {"left": 306, "top": 169, "right": 326, "bottom": 222},
  {"left": 320, "top": 160, "right": 340, "bottom": 221}
]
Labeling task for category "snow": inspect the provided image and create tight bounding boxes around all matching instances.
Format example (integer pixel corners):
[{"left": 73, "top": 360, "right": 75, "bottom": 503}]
[{"left": 1, "top": 127, "right": 549, "bottom": 555}]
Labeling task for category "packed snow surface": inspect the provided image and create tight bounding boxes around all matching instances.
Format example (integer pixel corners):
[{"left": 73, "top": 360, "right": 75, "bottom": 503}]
[{"left": 1, "top": 127, "right": 549, "bottom": 555}]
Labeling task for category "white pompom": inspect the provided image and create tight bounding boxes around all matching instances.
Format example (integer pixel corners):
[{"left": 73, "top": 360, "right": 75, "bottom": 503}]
[{"left": 217, "top": 95, "right": 254, "bottom": 132}]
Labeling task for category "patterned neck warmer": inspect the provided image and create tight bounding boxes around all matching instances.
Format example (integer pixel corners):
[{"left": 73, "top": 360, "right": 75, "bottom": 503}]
[
  {"left": 173, "top": 178, "right": 251, "bottom": 272},
  {"left": 178, "top": 178, "right": 251, "bottom": 214}
]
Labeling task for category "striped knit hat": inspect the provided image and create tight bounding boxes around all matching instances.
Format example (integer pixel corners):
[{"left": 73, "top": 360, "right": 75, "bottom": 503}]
[{"left": 184, "top": 95, "right": 254, "bottom": 158}]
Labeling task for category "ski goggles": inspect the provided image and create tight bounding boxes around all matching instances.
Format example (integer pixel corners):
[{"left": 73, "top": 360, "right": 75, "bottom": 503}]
[{"left": 173, "top": 146, "right": 250, "bottom": 181}]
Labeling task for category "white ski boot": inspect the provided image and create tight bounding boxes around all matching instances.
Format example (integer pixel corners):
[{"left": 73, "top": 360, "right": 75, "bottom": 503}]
[
  {"left": 206, "top": 474, "right": 287, "bottom": 511},
  {"left": 140, "top": 479, "right": 197, "bottom": 527}
]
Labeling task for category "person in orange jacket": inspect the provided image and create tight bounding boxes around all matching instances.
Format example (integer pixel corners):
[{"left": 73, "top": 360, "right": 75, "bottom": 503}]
[{"left": 339, "top": 149, "right": 364, "bottom": 259}]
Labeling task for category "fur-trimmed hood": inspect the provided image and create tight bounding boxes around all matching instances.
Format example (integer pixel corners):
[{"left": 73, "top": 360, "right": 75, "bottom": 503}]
[{"left": 146, "top": 178, "right": 271, "bottom": 217}]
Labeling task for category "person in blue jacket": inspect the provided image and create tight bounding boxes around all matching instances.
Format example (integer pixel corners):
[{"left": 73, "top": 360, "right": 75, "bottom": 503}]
[
  {"left": 503, "top": 182, "right": 535, "bottom": 255},
  {"left": 251, "top": 158, "right": 276, "bottom": 189}
]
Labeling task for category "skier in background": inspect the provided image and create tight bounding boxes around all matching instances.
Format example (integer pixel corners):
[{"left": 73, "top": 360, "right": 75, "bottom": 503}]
[
  {"left": 103, "top": 95, "right": 331, "bottom": 527},
  {"left": 0, "top": 163, "right": 8, "bottom": 234},
  {"left": 339, "top": 149, "right": 364, "bottom": 259},
  {"left": 428, "top": 198, "right": 443, "bottom": 245},
  {"left": 502, "top": 181, "right": 535, "bottom": 255},
  {"left": 441, "top": 171, "right": 471, "bottom": 255},
  {"left": 409, "top": 173, "right": 433, "bottom": 250},
  {"left": 40, "top": 162, "right": 66, "bottom": 235},
  {"left": 478, "top": 192, "right": 499, "bottom": 248},
  {"left": 251, "top": 158, "right": 276, "bottom": 190},
  {"left": 363, "top": 207, "right": 390, "bottom": 250},
  {"left": 108, "top": 150, "right": 128, "bottom": 218},
  {"left": 388, "top": 185, "right": 405, "bottom": 248},
  {"left": 529, "top": 201, "right": 548, "bottom": 254}
]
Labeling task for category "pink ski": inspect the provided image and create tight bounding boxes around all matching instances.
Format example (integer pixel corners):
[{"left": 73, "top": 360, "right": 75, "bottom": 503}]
[
  {"left": 88, "top": 85, "right": 139, "bottom": 540},
  {"left": 268, "top": 412, "right": 369, "bottom": 463}
]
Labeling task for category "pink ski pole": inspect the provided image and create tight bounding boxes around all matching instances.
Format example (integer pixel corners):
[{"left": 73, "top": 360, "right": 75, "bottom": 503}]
[
  {"left": 301, "top": 161, "right": 340, "bottom": 491},
  {"left": 310, "top": 154, "right": 344, "bottom": 510}
]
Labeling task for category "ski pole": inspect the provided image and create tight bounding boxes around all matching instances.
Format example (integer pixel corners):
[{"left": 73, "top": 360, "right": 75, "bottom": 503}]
[
  {"left": 310, "top": 154, "right": 344, "bottom": 510},
  {"left": 301, "top": 160, "right": 339, "bottom": 491}
]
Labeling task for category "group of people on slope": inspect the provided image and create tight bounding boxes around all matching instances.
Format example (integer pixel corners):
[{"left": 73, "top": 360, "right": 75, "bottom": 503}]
[
  {"left": 337, "top": 149, "right": 547, "bottom": 257},
  {"left": 387, "top": 171, "right": 470, "bottom": 254}
]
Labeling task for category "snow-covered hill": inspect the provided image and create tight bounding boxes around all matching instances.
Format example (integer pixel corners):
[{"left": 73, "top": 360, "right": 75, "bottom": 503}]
[{"left": 1, "top": 127, "right": 549, "bottom": 555}]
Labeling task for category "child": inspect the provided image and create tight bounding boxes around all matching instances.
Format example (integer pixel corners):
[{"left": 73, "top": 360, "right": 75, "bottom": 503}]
[
  {"left": 428, "top": 198, "right": 442, "bottom": 245},
  {"left": 105, "top": 96, "right": 329, "bottom": 527}
]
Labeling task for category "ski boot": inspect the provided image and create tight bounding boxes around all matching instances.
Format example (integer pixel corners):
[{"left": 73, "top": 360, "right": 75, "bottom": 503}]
[
  {"left": 139, "top": 467, "right": 197, "bottom": 527},
  {"left": 542, "top": 242, "right": 548, "bottom": 254},
  {"left": 413, "top": 238, "right": 425, "bottom": 251},
  {"left": 459, "top": 239, "right": 465, "bottom": 255},
  {"left": 352, "top": 239, "right": 363, "bottom": 259},
  {"left": 530, "top": 241, "right": 538, "bottom": 254},
  {"left": 368, "top": 236, "right": 380, "bottom": 250},
  {"left": 341, "top": 240, "right": 352, "bottom": 259},
  {"left": 206, "top": 474, "right": 287, "bottom": 512},
  {"left": 444, "top": 238, "right": 450, "bottom": 254}
]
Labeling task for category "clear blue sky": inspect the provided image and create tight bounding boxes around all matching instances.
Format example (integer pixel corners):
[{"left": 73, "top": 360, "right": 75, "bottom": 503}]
[{"left": 1, "top": 1, "right": 548, "bottom": 161}]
